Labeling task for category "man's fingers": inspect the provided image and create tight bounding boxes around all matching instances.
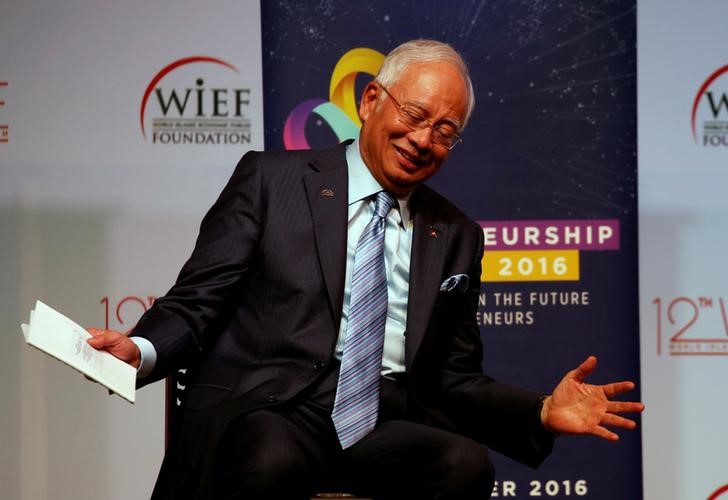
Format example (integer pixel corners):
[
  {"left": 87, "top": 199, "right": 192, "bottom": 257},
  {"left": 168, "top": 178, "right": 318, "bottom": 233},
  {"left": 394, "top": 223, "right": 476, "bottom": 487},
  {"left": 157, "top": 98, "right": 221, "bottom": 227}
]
[
  {"left": 606, "top": 400, "right": 645, "bottom": 414},
  {"left": 602, "top": 380, "right": 635, "bottom": 398},
  {"left": 86, "top": 333, "right": 108, "bottom": 348},
  {"left": 600, "top": 412, "right": 637, "bottom": 430},
  {"left": 593, "top": 409, "right": 642, "bottom": 440},
  {"left": 591, "top": 426, "right": 619, "bottom": 442},
  {"left": 85, "top": 328, "right": 122, "bottom": 349},
  {"left": 570, "top": 355, "right": 598, "bottom": 381},
  {"left": 84, "top": 328, "right": 140, "bottom": 367}
]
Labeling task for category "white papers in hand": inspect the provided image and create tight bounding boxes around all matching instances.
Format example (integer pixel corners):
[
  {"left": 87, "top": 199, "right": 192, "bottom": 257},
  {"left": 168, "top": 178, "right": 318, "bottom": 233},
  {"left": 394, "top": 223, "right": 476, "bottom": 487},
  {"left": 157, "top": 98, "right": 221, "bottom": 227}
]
[{"left": 21, "top": 300, "right": 136, "bottom": 403}]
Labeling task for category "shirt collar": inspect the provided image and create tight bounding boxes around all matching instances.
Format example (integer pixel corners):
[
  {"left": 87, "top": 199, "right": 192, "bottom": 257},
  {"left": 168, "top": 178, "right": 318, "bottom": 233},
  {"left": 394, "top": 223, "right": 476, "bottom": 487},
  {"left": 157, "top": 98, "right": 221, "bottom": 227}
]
[{"left": 346, "top": 135, "right": 412, "bottom": 227}]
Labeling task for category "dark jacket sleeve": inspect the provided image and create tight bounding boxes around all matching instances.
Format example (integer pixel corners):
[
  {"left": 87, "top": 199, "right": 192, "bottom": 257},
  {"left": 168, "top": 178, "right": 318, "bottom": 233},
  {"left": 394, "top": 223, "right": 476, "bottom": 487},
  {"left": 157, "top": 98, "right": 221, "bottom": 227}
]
[
  {"left": 131, "top": 150, "right": 264, "bottom": 384},
  {"left": 435, "top": 220, "right": 555, "bottom": 468}
]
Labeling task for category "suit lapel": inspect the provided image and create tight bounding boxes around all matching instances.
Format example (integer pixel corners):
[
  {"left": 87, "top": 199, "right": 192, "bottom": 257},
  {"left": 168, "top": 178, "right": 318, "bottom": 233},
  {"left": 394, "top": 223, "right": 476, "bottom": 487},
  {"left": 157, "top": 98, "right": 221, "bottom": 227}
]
[
  {"left": 405, "top": 188, "right": 448, "bottom": 369},
  {"left": 303, "top": 147, "right": 349, "bottom": 331},
  {"left": 302, "top": 148, "right": 450, "bottom": 364}
]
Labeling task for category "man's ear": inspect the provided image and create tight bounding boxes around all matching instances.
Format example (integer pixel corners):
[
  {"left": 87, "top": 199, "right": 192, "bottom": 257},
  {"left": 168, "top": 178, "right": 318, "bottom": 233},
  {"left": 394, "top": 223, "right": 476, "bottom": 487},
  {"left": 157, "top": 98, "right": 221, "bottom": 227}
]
[{"left": 358, "top": 81, "right": 379, "bottom": 122}]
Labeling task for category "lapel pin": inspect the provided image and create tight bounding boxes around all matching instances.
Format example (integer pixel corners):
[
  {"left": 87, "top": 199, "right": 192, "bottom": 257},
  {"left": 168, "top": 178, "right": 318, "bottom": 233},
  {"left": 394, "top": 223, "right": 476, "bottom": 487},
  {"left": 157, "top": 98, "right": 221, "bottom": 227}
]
[
  {"left": 320, "top": 188, "right": 335, "bottom": 198},
  {"left": 428, "top": 225, "right": 439, "bottom": 239}
]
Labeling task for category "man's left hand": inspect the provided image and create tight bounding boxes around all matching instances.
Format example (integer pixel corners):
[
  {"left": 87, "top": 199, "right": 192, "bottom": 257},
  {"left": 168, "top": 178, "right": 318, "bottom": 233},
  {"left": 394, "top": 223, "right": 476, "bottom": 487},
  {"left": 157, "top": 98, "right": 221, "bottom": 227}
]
[{"left": 540, "top": 356, "right": 644, "bottom": 441}]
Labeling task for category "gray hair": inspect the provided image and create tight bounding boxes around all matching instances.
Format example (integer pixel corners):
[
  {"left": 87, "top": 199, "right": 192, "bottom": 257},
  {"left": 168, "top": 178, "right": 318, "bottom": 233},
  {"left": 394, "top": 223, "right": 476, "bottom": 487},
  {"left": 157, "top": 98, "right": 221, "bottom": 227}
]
[{"left": 374, "top": 39, "right": 475, "bottom": 129}]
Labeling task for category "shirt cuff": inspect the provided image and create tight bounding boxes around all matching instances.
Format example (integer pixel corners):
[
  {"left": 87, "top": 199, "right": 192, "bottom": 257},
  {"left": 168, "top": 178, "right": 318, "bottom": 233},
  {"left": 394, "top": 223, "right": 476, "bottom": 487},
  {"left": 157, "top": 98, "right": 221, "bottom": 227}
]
[{"left": 130, "top": 336, "right": 157, "bottom": 379}]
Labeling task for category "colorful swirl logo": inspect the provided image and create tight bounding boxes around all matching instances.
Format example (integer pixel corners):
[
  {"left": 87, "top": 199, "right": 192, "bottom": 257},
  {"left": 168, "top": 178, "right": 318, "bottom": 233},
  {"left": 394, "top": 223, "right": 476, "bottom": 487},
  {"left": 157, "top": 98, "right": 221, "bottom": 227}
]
[{"left": 283, "top": 47, "right": 384, "bottom": 149}]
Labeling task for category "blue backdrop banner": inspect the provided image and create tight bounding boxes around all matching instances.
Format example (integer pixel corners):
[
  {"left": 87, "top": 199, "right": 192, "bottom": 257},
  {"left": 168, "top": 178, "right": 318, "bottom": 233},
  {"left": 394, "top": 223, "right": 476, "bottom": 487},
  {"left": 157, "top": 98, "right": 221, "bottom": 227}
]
[{"left": 261, "top": 1, "right": 640, "bottom": 498}]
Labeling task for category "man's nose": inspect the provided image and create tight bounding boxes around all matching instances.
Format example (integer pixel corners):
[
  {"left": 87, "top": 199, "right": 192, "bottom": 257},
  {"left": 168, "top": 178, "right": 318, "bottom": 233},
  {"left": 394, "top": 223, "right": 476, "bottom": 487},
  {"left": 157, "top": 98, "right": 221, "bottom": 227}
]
[{"left": 407, "top": 126, "right": 434, "bottom": 150}]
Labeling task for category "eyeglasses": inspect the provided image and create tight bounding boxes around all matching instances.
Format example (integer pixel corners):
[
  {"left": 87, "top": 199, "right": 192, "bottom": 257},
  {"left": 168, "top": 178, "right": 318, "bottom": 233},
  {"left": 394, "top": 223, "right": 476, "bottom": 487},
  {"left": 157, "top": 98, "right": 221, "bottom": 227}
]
[{"left": 378, "top": 83, "right": 463, "bottom": 151}]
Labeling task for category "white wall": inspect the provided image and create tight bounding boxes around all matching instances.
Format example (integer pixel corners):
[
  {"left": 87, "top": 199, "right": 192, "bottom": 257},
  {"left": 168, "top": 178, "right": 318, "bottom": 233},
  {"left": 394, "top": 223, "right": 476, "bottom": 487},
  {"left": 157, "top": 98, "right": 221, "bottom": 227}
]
[
  {"left": 639, "top": 1, "right": 728, "bottom": 499},
  {"left": 0, "top": 2, "right": 264, "bottom": 498}
]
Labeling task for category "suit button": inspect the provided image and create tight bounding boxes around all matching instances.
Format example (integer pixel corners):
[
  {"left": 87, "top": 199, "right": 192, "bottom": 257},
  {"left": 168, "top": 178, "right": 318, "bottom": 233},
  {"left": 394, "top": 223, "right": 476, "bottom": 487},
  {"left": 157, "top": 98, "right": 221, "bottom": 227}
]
[
  {"left": 313, "top": 361, "right": 325, "bottom": 372},
  {"left": 266, "top": 395, "right": 278, "bottom": 403}
]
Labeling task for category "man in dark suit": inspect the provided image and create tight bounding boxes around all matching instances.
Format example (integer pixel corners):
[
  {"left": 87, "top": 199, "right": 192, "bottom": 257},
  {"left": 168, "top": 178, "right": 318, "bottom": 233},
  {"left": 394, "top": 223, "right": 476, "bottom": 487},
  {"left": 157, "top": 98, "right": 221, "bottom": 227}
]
[{"left": 88, "top": 39, "right": 643, "bottom": 499}]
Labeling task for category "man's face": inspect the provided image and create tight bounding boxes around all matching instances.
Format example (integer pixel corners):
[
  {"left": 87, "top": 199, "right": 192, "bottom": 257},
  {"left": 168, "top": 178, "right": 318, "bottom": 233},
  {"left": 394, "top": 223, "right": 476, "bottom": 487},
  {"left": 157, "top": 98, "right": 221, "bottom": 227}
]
[{"left": 358, "top": 61, "right": 468, "bottom": 196}]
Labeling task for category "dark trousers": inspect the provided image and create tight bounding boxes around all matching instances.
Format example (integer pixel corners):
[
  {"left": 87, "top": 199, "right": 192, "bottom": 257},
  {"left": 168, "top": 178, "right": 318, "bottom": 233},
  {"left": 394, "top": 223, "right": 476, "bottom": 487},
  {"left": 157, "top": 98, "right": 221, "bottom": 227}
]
[{"left": 213, "top": 366, "right": 495, "bottom": 500}]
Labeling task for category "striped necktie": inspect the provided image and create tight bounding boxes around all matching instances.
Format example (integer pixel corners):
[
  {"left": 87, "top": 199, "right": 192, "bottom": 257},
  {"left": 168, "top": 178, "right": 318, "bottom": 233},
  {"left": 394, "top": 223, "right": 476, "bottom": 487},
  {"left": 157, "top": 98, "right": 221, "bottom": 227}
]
[{"left": 332, "top": 190, "right": 397, "bottom": 449}]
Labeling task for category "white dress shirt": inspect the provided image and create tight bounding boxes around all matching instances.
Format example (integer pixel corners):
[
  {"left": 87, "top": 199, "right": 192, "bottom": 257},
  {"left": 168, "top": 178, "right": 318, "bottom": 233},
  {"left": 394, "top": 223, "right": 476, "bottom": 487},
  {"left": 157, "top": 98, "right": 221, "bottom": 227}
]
[{"left": 339, "top": 137, "right": 412, "bottom": 376}]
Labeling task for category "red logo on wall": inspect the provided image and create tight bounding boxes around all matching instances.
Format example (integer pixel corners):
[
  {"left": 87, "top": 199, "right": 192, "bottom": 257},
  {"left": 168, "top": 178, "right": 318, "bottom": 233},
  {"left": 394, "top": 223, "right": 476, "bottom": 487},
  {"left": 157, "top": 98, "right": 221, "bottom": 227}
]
[
  {"left": 139, "top": 57, "right": 252, "bottom": 145},
  {"left": 653, "top": 296, "right": 728, "bottom": 356},
  {"left": 0, "top": 80, "right": 8, "bottom": 144},
  {"left": 691, "top": 64, "right": 728, "bottom": 146},
  {"left": 101, "top": 295, "right": 156, "bottom": 334},
  {"left": 708, "top": 484, "right": 728, "bottom": 500}
]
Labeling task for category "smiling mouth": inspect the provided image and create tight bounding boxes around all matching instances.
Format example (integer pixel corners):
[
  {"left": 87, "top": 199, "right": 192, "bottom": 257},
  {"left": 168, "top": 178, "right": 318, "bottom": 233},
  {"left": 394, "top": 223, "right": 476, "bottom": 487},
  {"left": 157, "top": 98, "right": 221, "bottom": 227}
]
[{"left": 394, "top": 146, "right": 425, "bottom": 168}]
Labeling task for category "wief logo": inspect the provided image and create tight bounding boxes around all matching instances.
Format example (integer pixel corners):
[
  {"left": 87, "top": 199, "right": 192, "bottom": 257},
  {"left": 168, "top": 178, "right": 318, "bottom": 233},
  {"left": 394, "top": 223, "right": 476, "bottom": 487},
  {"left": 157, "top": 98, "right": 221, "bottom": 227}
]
[
  {"left": 140, "top": 57, "right": 252, "bottom": 145},
  {"left": 708, "top": 484, "right": 728, "bottom": 500},
  {"left": 691, "top": 64, "right": 728, "bottom": 146}
]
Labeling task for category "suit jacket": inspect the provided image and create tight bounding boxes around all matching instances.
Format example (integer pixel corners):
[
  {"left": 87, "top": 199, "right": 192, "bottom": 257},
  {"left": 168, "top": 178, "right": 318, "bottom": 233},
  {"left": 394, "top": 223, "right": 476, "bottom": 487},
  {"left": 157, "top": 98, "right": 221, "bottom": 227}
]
[{"left": 132, "top": 143, "right": 553, "bottom": 498}]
